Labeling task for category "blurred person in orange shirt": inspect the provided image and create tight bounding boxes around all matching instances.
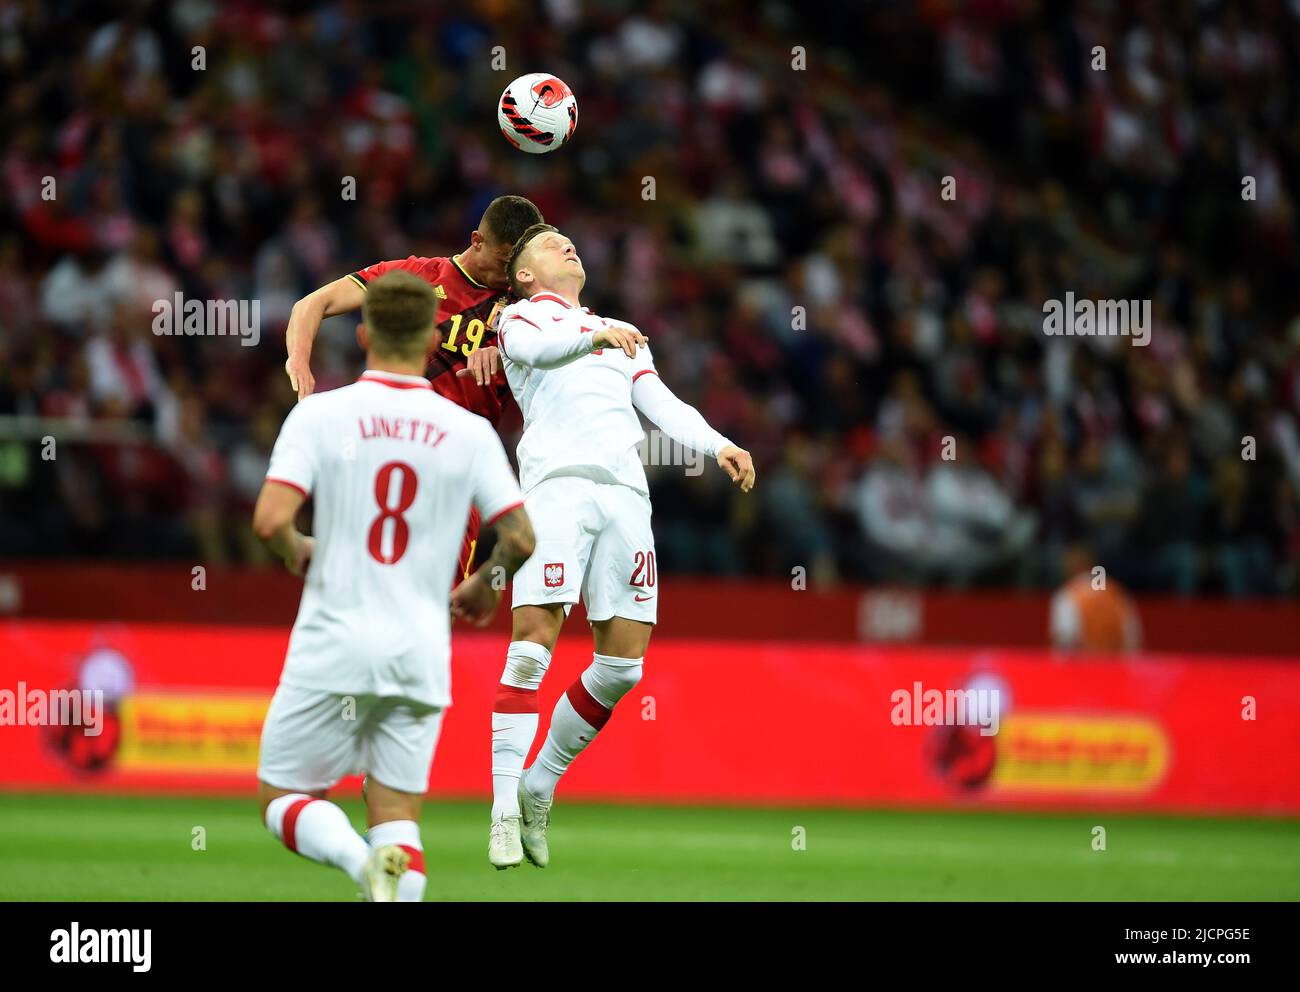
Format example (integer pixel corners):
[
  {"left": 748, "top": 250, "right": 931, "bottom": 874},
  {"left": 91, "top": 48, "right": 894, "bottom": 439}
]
[{"left": 1049, "top": 541, "right": 1142, "bottom": 653}]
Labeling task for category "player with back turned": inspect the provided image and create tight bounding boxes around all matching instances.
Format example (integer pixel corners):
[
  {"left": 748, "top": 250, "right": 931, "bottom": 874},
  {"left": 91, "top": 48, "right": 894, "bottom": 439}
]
[
  {"left": 283, "top": 194, "right": 543, "bottom": 577},
  {"left": 254, "top": 271, "right": 535, "bottom": 901}
]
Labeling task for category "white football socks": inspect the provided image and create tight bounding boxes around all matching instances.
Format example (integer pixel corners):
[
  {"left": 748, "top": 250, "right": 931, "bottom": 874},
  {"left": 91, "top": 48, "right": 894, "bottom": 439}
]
[
  {"left": 491, "top": 640, "right": 551, "bottom": 818},
  {"left": 527, "top": 653, "right": 643, "bottom": 800},
  {"left": 368, "top": 818, "right": 426, "bottom": 903},
  {"left": 265, "top": 793, "right": 370, "bottom": 884}
]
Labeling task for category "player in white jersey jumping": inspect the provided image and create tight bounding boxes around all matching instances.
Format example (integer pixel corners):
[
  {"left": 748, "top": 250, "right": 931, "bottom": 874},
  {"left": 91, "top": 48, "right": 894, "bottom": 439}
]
[
  {"left": 450, "top": 224, "right": 756, "bottom": 870},
  {"left": 253, "top": 271, "right": 536, "bottom": 900}
]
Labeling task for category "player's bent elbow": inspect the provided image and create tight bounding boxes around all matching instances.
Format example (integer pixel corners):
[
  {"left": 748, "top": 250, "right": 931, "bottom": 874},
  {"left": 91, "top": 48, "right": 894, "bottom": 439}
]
[
  {"left": 252, "top": 507, "right": 286, "bottom": 543},
  {"left": 503, "top": 517, "right": 537, "bottom": 564},
  {"left": 291, "top": 281, "right": 339, "bottom": 320},
  {"left": 508, "top": 530, "right": 537, "bottom": 563},
  {"left": 288, "top": 292, "right": 315, "bottom": 320}
]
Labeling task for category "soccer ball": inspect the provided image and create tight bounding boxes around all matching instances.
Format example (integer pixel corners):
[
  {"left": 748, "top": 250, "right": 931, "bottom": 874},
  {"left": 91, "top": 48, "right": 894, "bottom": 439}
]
[{"left": 497, "top": 73, "right": 578, "bottom": 154}]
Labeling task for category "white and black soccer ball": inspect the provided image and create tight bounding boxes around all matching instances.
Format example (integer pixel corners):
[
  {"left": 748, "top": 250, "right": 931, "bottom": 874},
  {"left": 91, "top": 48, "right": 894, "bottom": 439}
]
[{"left": 497, "top": 72, "right": 578, "bottom": 154}]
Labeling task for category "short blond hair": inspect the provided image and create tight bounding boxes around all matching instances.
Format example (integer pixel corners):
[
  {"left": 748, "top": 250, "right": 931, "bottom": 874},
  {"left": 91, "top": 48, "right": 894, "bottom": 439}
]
[{"left": 362, "top": 271, "right": 438, "bottom": 360}]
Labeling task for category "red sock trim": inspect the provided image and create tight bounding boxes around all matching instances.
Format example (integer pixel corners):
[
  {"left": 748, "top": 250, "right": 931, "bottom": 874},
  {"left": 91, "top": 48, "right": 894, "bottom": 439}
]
[
  {"left": 494, "top": 684, "right": 540, "bottom": 713},
  {"left": 566, "top": 679, "right": 611, "bottom": 731},
  {"left": 398, "top": 844, "right": 426, "bottom": 875},
  {"left": 282, "top": 797, "right": 317, "bottom": 854}
]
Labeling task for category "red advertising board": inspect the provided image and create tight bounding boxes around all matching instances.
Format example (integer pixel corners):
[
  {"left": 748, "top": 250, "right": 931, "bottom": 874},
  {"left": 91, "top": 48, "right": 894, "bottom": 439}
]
[
  {"left": 3, "top": 564, "right": 1298, "bottom": 655},
  {"left": 2, "top": 620, "right": 1298, "bottom": 814}
]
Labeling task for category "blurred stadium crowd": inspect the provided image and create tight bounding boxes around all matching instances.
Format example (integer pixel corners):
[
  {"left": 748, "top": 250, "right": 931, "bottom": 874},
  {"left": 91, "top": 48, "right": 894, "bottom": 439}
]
[{"left": 1, "top": 0, "right": 1298, "bottom": 596}]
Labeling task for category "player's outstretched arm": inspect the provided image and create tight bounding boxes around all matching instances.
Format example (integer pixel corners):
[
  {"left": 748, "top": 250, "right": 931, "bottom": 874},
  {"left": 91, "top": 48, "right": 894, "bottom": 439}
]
[
  {"left": 252, "top": 480, "right": 315, "bottom": 576},
  {"left": 632, "top": 372, "right": 756, "bottom": 492},
  {"left": 284, "top": 275, "right": 366, "bottom": 400},
  {"left": 451, "top": 506, "right": 536, "bottom": 626}
]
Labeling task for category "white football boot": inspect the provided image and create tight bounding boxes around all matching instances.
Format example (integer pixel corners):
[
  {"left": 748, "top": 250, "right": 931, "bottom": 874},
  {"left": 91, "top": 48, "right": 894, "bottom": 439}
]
[
  {"left": 488, "top": 813, "right": 523, "bottom": 870},
  {"left": 361, "top": 844, "right": 411, "bottom": 902},
  {"left": 517, "top": 774, "right": 551, "bottom": 868}
]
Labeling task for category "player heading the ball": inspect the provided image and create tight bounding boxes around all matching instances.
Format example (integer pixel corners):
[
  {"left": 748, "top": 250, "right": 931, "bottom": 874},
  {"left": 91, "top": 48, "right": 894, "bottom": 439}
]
[{"left": 457, "top": 223, "right": 755, "bottom": 870}]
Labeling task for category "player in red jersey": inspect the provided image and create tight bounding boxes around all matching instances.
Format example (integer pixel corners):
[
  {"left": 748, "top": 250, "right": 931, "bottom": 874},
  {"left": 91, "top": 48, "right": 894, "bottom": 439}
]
[{"left": 283, "top": 195, "right": 543, "bottom": 576}]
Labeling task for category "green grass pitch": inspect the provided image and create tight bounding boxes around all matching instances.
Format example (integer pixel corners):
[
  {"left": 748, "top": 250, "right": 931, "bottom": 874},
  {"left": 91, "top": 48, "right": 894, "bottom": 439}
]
[{"left": 1, "top": 793, "right": 1297, "bottom": 901}]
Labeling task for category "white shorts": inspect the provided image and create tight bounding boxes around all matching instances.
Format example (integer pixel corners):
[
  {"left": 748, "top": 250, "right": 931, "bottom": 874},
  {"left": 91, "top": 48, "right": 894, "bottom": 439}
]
[
  {"left": 257, "top": 683, "right": 444, "bottom": 795},
  {"left": 512, "top": 476, "right": 659, "bottom": 624}
]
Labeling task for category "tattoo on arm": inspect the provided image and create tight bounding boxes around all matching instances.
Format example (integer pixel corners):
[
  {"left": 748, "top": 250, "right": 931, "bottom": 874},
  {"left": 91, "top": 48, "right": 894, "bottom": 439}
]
[{"left": 483, "top": 506, "right": 535, "bottom": 580}]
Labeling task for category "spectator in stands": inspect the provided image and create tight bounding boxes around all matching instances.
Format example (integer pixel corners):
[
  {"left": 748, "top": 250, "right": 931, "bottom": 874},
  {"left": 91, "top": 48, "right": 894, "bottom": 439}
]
[
  {"left": 84, "top": 303, "right": 172, "bottom": 425},
  {"left": 1132, "top": 438, "right": 1203, "bottom": 594},
  {"left": 924, "top": 435, "right": 1036, "bottom": 586},
  {"left": 1210, "top": 456, "right": 1278, "bottom": 596},
  {"left": 855, "top": 434, "right": 930, "bottom": 583}
]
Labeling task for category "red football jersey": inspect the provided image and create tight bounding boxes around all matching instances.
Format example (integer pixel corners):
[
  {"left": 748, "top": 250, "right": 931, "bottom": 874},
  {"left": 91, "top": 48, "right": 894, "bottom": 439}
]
[
  {"left": 349, "top": 253, "right": 516, "bottom": 578},
  {"left": 349, "top": 254, "right": 515, "bottom": 427}
]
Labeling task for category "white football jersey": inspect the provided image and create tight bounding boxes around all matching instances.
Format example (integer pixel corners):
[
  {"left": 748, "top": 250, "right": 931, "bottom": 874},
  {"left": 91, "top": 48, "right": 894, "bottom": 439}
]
[
  {"left": 265, "top": 369, "right": 523, "bottom": 707},
  {"left": 498, "top": 292, "right": 659, "bottom": 494}
]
